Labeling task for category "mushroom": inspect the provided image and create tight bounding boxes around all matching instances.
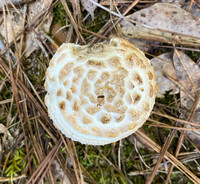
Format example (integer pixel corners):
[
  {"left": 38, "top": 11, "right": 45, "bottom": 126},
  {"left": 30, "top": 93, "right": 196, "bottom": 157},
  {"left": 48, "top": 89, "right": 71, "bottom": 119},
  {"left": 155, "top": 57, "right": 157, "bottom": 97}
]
[{"left": 44, "top": 37, "right": 158, "bottom": 145}]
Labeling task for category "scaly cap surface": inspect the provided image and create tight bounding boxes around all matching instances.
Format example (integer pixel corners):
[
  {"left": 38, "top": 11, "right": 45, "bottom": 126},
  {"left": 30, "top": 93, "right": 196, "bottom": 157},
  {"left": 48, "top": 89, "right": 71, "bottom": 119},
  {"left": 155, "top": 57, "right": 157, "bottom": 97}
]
[{"left": 45, "top": 37, "right": 158, "bottom": 145}]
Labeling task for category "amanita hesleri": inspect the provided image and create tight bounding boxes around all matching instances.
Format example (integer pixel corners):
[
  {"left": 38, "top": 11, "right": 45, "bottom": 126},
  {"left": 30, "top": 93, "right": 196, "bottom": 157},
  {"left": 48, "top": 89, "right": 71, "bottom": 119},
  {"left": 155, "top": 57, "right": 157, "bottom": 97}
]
[{"left": 45, "top": 37, "right": 158, "bottom": 145}]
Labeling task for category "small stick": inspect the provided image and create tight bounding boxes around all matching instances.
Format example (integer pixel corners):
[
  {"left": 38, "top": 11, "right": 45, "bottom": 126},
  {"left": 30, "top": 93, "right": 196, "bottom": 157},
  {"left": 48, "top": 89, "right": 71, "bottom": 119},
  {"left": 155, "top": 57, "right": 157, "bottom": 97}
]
[{"left": 0, "top": 174, "right": 26, "bottom": 182}]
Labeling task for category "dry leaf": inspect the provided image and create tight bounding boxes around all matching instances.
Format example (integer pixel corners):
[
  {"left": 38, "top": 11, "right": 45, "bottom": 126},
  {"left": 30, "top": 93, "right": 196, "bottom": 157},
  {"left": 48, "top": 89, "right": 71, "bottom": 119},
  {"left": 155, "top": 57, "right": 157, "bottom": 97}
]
[
  {"left": 173, "top": 50, "right": 200, "bottom": 108},
  {"left": 0, "top": 124, "right": 13, "bottom": 138},
  {"left": 51, "top": 160, "right": 71, "bottom": 184},
  {"left": 0, "top": 7, "right": 25, "bottom": 43},
  {"left": 184, "top": 110, "right": 200, "bottom": 148},
  {"left": 51, "top": 159, "right": 89, "bottom": 184},
  {"left": 0, "top": 0, "right": 53, "bottom": 57},
  {"left": 0, "top": 123, "right": 14, "bottom": 150},
  {"left": 122, "top": 3, "right": 200, "bottom": 37},
  {"left": 120, "top": 3, "right": 200, "bottom": 46},
  {"left": 25, "top": 0, "right": 53, "bottom": 57},
  {"left": 0, "top": 0, "right": 33, "bottom": 11},
  {"left": 151, "top": 52, "right": 179, "bottom": 98},
  {"left": 81, "top": 0, "right": 97, "bottom": 20},
  {"left": 173, "top": 51, "right": 200, "bottom": 147}
]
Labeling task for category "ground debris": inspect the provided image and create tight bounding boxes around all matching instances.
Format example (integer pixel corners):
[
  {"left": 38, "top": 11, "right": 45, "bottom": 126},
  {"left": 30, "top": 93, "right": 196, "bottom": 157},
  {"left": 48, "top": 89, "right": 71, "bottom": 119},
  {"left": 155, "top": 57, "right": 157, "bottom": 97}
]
[
  {"left": 173, "top": 50, "right": 200, "bottom": 147},
  {"left": 173, "top": 50, "right": 200, "bottom": 108},
  {"left": 0, "top": 123, "right": 14, "bottom": 150},
  {"left": 120, "top": 3, "right": 200, "bottom": 46},
  {"left": 1, "top": 1, "right": 200, "bottom": 183},
  {"left": 25, "top": 0, "right": 53, "bottom": 57},
  {"left": 81, "top": 0, "right": 97, "bottom": 20},
  {"left": 0, "top": 0, "right": 53, "bottom": 57},
  {"left": 51, "top": 160, "right": 71, "bottom": 184},
  {"left": 151, "top": 52, "right": 179, "bottom": 98},
  {"left": 0, "top": 0, "right": 33, "bottom": 11}
]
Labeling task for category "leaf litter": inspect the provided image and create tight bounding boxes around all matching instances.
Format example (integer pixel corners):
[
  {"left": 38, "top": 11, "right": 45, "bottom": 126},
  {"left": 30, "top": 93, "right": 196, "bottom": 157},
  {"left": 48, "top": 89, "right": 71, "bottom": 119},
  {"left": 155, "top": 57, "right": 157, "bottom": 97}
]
[
  {"left": 173, "top": 50, "right": 200, "bottom": 147},
  {"left": 0, "top": 0, "right": 53, "bottom": 57},
  {"left": 81, "top": 0, "right": 97, "bottom": 20},
  {"left": 151, "top": 52, "right": 179, "bottom": 98},
  {"left": 0, "top": 0, "right": 200, "bottom": 183},
  {"left": 0, "top": 0, "right": 33, "bottom": 11},
  {"left": 120, "top": 3, "right": 200, "bottom": 46}
]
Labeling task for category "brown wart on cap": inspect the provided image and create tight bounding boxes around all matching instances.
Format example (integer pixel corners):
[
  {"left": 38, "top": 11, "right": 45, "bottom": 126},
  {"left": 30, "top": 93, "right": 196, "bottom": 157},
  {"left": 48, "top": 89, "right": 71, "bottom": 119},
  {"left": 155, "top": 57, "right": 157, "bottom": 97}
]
[{"left": 45, "top": 37, "right": 158, "bottom": 145}]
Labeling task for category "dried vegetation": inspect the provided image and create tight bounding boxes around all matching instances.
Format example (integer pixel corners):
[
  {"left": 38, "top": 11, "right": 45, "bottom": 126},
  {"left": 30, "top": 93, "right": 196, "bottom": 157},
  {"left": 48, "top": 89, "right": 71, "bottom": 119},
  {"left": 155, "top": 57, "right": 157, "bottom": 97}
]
[{"left": 0, "top": 0, "right": 200, "bottom": 183}]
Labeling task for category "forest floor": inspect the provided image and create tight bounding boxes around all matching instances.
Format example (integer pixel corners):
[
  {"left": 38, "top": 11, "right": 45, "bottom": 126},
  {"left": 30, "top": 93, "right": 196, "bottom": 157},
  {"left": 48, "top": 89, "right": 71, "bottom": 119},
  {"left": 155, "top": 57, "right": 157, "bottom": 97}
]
[{"left": 0, "top": 0, "right": 200, "bottom": 183}]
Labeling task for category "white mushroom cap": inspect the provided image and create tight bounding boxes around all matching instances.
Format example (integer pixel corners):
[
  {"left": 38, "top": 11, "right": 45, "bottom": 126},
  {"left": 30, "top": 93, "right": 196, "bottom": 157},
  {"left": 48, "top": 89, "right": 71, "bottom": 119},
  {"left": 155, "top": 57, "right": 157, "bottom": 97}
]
[{"left": 45, "top": 37, "right": 158, "bottom": 145}]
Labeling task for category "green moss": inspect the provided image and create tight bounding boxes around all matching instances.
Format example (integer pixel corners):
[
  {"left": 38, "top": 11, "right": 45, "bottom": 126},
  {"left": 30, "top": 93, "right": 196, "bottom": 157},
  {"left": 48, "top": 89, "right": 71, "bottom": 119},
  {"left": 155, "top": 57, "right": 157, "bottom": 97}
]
[
  {"left": 132, "top": 176, "right": 144, "bottom": 184},
  {"left": 184, "top": 50, "right": 200, "bottom": 62},
  {"left": 4, "top": 148, "right": 27, "bottom": 184},
  {"left": 0, "top": 72, "right": 4, "bottom": 80},
  {"left": 157, "top": 91, "right": 176, "bottom": 105},
  {"left": 76, "top": 140, "right": 153, "bottom": 183},
  {"left": 76, "top": 143, "right": 129, "bottom": 183},
  {"left": 0, "top": 83, "right": 12, "bottom": 100},
  {"left": 53, "top": 2, "right": 68, "bottom": 26},
  {"left": 83, "top": 9, "right": 110, "bottom": 33}
]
